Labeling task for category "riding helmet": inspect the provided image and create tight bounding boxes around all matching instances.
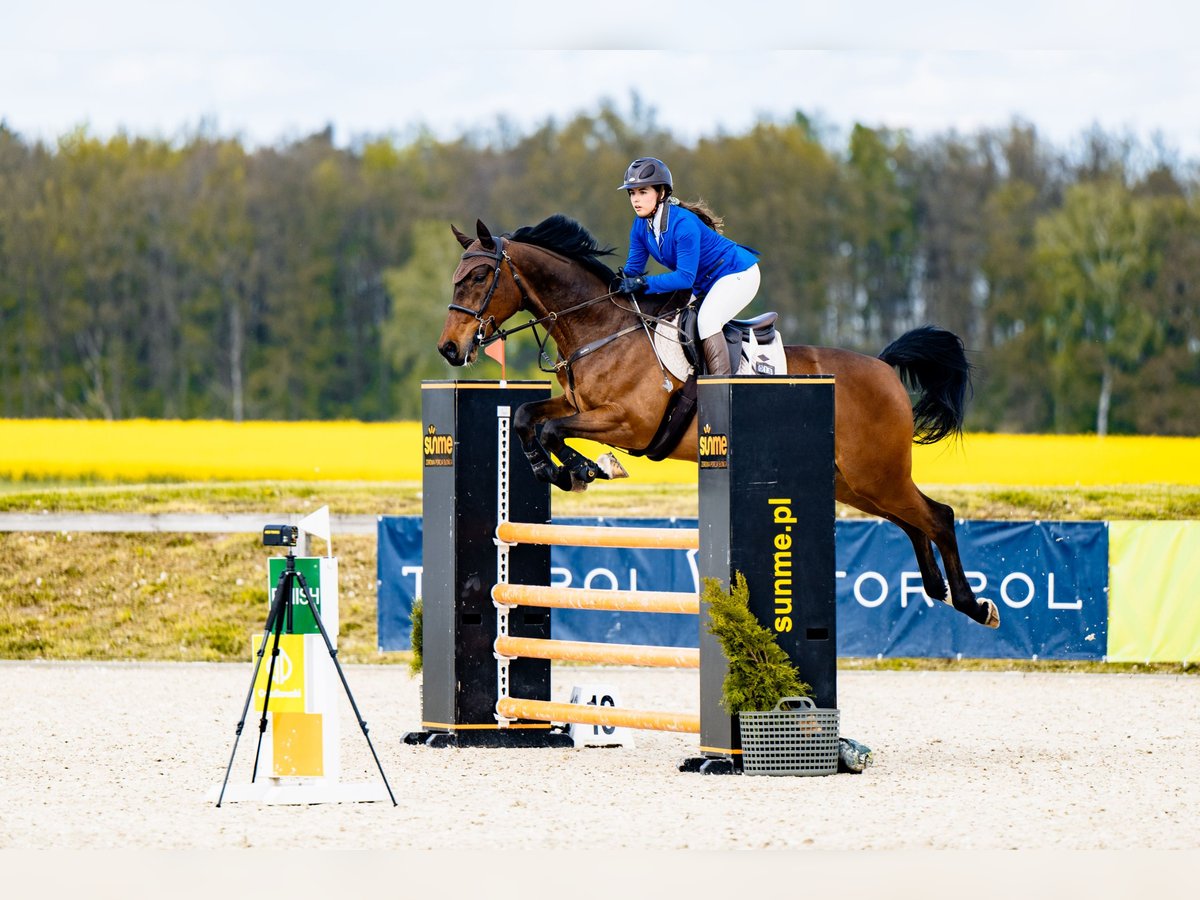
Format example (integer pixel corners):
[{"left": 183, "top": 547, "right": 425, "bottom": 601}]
[{"left": 619, "top": 157, "right": 673, "bottom": 192}]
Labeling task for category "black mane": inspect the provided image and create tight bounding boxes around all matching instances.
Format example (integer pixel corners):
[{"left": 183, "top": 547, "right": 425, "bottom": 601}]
[{"left": 509, "top": 215, "right": 617, "bottom": 283}]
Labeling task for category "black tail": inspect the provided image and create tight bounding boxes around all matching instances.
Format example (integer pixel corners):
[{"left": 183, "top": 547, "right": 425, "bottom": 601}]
[{"left": 878, "top": 325, "right": 973, "bottom": 444}]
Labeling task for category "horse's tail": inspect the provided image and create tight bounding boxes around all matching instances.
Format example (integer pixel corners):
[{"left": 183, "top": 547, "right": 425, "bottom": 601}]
[{"left": 878, "top": 325, "right": 973, "bottom": 445}]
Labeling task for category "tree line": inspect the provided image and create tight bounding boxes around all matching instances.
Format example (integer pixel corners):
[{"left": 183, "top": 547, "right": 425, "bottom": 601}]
[{"left": 0, "top": 104, "right": 1197, "bottom": 434}]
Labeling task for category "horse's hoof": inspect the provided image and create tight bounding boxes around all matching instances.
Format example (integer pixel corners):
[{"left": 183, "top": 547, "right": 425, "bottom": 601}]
[
  {"left": 568, "top": 477, "right": 590, "bottom": 493},
  {"left": 980, "top": 599, "right": 1000, "bottom": 629},
  {"left": 596, "top": 452, "right": 629, "bottom": 480}
]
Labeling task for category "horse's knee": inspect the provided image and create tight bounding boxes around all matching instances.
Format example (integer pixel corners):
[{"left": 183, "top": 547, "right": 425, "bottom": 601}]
[{"left": 512, "top": 404, "right": 538, "bottom": 443}]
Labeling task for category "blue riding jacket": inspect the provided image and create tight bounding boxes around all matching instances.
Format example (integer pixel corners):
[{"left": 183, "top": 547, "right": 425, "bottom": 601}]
[{"left": 623, "top": 203, "right": 759, "bottom": 297}]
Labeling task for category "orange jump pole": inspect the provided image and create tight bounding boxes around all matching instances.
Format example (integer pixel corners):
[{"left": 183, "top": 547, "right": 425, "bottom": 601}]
[
  {"left": 492, "top": 583, "right": 699, "bottom": 615},
  {"left": 496, "top": 520, "right": 699, "bottom": 551},
  {"left": 494, "top": 635, "right": 700, "bottom": 668},
  {"left": 497, "top": 697, "right": 700, "bottom": 734}
]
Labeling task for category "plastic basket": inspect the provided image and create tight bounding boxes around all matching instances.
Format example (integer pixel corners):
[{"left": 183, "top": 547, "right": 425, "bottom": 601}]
[{"left": 738, "top": 696, "right": 839, "bottom": 776}]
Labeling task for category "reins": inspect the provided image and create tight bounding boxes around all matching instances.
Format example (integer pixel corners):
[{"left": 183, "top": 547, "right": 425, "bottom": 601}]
[{"left": 449, "top": 236, "right": 686, "bottom": 391}]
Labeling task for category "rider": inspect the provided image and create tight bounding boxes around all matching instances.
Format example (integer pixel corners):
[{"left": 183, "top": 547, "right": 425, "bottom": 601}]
[{"left": 616, "top": 157, "right": 761, "bottom": 376}]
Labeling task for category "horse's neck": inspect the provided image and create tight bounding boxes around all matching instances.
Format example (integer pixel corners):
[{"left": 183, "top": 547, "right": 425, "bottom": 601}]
[{"left": 518, "top": 251, "right": 625, "bottom": 357}]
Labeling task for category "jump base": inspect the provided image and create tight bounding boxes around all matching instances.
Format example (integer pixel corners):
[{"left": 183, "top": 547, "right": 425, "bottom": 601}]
[
  {"left": 401, "top": 728, "right": 575, "bottom": 749},
  {"left": 678, "top": 756, "right": 740, "bottom": 775}
]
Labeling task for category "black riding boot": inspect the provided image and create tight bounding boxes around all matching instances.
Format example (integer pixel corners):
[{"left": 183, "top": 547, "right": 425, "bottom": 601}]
[{"left": 702, "top": 333, "right": 731, "bottom": 376}]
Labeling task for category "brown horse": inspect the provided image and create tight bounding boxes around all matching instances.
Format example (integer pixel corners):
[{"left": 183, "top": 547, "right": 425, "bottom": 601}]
[{"left": 438, "top": 216, "right": 999, "bottom": 629}]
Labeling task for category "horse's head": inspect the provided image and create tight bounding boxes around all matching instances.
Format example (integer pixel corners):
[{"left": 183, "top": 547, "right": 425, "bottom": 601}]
[{"left": 439, "top": 219, "right": 525, "bottom": 366}]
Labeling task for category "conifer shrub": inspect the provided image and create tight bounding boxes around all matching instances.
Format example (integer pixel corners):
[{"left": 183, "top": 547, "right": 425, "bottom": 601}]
[
  {"left": 409, "top": 597, "right": 423, "bottom": 675},
  {"left": 702, "top": 573, "right": 810, "bottom": 712}
]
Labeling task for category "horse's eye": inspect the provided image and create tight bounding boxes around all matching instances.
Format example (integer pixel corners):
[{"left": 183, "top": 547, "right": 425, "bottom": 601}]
[{"left": 473, "top": 272, "right": 488, "bottom": 284}]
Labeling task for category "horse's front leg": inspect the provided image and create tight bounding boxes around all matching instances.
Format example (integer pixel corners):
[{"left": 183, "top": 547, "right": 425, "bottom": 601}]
[
  {"left": 512, "top": 397, "right": 577, "bottom": 491},
  {"left": 540, "top": 403, "right": 641, "bottom": 492}
]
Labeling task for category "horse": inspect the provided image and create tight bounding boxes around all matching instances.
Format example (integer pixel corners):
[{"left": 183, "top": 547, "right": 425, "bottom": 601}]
[{"left": 438, "top": 215, "right": 999, "bottom": 629}]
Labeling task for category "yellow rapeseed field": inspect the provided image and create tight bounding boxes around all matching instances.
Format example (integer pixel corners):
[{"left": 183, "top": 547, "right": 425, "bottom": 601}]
[{"left": 0, "top": 419, "right": 1196, "bottom": 485}]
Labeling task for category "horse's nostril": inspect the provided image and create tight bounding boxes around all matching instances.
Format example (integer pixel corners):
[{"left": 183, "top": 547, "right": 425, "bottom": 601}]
[{"left": 440, "top": 341, "right": 462, "bottom": 365}]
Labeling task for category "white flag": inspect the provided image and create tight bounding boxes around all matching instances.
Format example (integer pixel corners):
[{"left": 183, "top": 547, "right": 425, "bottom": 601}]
[{"left": 298, "top": 505, "right": 332, "bottom": 555}]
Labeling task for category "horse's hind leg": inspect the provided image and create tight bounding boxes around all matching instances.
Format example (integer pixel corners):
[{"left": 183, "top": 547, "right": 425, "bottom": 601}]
[
  {"left": 850, "top": 477, "right": 999, "bottom": 628},
  {"left": 837, "top": 475, "right": 947, "bottom": 602},
  {"left": 912, "top": 488, "right": 998, "bottom": 628}
]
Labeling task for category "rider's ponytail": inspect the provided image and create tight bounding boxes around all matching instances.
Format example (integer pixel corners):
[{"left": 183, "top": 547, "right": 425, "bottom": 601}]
[{"left": 671, "top": 196, "right": 725, "bottom": 234}]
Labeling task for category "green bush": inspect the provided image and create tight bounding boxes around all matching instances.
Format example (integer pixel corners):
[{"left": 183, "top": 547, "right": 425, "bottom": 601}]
[
  {"left": 703, "top": 573, "right": 810, "bottom": 713},
  {"left": 409, "top": 597, "right": 423, "bottom": 675}
]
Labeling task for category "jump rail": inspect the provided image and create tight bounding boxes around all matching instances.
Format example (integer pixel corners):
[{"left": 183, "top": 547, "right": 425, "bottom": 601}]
[
  {"left": 492, "top": 583, "right": 699, "bottom": 615},
  {"left": 496, "top": 520, "right": 699, "bottom": 551},
  {"left": 497, "top": 697, "right": 701, "bottom": 734},
  {"left": 494, "top": 635, "right": 700, "bottom": 669}
]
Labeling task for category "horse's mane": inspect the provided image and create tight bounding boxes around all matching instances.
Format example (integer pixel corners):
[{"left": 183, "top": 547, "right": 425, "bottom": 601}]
[{"left": 509, "top": 215, "right": 617, "bottom": 283}]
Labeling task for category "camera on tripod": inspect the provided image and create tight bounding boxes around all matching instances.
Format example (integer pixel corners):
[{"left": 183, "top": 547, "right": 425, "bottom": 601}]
[{"left": 262, "top": 524, "right": 299, "bottom": 547}]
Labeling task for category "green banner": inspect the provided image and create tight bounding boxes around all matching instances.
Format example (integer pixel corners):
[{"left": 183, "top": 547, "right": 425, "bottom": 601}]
[
  {"left": 267, "top": 557, "right": 324, "bottom": 635},
  {"left": 1108, "top": 521, "right": 1200, "bottom": 663}
]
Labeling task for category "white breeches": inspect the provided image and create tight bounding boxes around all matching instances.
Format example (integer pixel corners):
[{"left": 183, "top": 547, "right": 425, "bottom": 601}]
[{"left": 696, "top": 264, "right": 761, "bottom": 339}]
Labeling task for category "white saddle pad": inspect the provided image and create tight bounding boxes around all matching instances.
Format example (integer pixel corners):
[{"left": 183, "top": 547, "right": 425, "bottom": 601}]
[{"left": 653, "top": 318, "right": 692, "bottom": 383}]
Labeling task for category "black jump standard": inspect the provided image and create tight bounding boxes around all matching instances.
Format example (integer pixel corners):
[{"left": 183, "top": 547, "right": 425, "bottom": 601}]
[
  {"left": 685, "top": 376, "right": 837, "bottom": 773},
  {"left": 407, "top": 380, "right": 570, "bottom": 747}
]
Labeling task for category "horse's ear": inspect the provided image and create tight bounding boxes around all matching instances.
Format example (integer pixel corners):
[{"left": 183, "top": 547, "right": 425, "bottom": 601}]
[
  {"left": 451, "top": 224, "right": 472, "bottom": 249},
  {"left": 476, "top": 219, "right": 495, "bottom": 250}
]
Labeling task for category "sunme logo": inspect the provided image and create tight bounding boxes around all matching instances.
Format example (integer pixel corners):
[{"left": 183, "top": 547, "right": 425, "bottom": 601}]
[
  {"left": 698, "top": 424, "right": 728, "bottom": 469},
  {"left": 423, "top": 424, "right": 454, "bottom": 466}
]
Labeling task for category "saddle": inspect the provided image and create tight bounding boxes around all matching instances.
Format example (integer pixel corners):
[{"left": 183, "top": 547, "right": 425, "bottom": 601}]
[
  {"left": 630, "top": 306, "right": 788, "bottom": 462},
  {"left": 661, "top": 306, "right": 786, "bottom": 378}
]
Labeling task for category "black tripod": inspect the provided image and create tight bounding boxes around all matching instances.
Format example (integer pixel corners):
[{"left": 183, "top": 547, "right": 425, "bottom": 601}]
[{"left": 217, "top": 549, "right": 396, "bottom": 806}]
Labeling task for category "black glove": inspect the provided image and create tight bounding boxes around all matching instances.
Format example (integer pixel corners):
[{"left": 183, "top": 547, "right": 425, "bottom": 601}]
[{"left": 618, "top": 275, "right": 647, "bottom": 294}]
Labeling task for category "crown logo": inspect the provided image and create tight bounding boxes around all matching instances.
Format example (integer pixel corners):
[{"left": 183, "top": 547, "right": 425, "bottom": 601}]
[
  {"left": 427, "top": 424, "right": 436, "bottom": 434},
  {"left": 703, "top": 424, "right": 712, "bottom": 434}
]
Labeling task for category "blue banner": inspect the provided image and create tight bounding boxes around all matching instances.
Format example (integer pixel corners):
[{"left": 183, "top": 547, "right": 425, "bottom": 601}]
[
  {"left": 835, "top": 520, "right": 1108, "bottom": 659},
  {"left": 377, "top": 516, "right": 1109, "bottom": 660},
  {"left": 376, "top": 513, "right": 424, "bottom": 651}
]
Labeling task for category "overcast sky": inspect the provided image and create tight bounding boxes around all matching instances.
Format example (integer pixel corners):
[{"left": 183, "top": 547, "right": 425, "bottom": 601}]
[{"left": 4, "top": 1, "right": 1200, "bottom": 159}]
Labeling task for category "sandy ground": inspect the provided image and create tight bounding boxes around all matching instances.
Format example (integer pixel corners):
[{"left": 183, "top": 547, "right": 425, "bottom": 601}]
[{"left": 0, "top": 661, "right": 1197, "bottom": 851}]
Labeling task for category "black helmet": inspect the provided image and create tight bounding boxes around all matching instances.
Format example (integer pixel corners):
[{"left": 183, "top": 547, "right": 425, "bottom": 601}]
[{"left": 619, "top": 157, "right": 673, "bottom": 192}]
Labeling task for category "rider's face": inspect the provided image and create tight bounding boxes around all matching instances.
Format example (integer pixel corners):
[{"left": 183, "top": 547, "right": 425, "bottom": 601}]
[{"left": 628, "top": 185, "right": 660, "bottom": 218}]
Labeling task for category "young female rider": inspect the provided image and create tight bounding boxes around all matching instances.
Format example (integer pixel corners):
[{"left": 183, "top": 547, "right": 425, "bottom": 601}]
[{"left": 616, "top": 157, "right": 761, "bottom": 376}]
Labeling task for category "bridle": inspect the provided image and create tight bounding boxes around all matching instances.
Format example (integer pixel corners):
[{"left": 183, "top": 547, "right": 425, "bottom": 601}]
[
  {"left": 447, "top": 236, "right": 529, "bottom": 351},
  {"left": 449, "top": 237, "right": 618, "bottom": 352},
  {"left": 447, "top": 236, "right": 680, "bottom": 390}
]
